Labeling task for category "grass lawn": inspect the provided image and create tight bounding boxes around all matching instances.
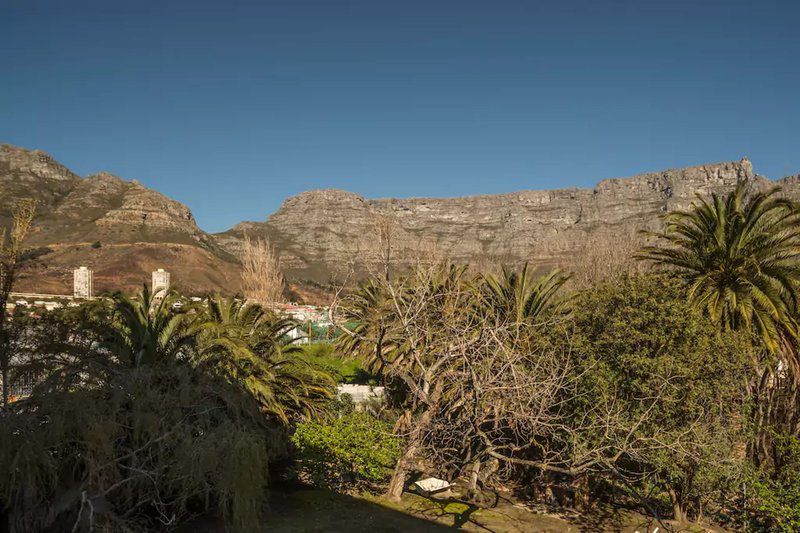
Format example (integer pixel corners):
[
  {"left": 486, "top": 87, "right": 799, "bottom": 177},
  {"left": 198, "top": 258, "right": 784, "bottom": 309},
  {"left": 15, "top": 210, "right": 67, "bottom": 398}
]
[{"left": 179, "top": 485, "right": 725, "bottom": 532}]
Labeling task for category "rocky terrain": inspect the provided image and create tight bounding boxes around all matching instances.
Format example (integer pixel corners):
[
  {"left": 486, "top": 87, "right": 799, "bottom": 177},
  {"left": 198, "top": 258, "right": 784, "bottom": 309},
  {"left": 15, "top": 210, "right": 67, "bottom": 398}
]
[
  {"left": 216, "top": 158, "right": 798, "bottom": 281},
  {"left": 3, "top": 143, "right": 799, "bottom": 295},
  {"left": 0, "top": 145, "right": 241, "bottom": 295}
]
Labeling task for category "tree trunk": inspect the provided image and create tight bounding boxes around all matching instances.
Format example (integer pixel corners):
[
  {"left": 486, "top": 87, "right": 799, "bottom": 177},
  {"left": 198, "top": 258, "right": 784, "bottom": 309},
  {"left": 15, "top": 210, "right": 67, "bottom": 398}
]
[
  {"left": 469, "top": 459, "right": 481, "bottom": 492},
  {"left": 387, "top": 438, "right": 419, "bottom": 501},
  {"left": 572, "top": 473, "right": 590, "bottom": 511},
  {"left": 668, "top": 486, "right": 686, "bottom": 523},
  {"left": 0, "top": 293, "right": 8, "bottom": 409},
  {"left": 1, "top": 364, "right": 8, "bottom": 408},
  {"left": 385, "top": 384, "right": 442, "bottom": 501}
]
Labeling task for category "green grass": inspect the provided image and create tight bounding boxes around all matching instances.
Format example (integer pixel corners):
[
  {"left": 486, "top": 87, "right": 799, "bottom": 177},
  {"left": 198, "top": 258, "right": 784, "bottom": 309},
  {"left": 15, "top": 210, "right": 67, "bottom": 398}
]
[
  {"left": 177, "top": 485, "right": 716, "bottom": 532},
  {"left": 295, "top": 343, "right": 376, "bottom": 385}
]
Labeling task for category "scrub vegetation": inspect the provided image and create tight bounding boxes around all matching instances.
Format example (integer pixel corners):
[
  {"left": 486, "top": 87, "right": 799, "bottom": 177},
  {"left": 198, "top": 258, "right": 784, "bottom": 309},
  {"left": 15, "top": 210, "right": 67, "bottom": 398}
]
[{"left": 2, "top": 184, "right": 800, "bottom": 531}]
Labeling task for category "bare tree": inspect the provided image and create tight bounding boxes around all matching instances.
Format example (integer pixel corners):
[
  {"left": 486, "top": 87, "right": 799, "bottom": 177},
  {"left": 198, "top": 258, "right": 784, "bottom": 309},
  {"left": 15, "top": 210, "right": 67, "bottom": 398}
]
[
  {"left": 0, "top": 198, "right": 36, "bottom": 407},
  {"left": 566, "top": 227, "right": 649, "bottom": 288},
  {"left": 240, "top": 233, "right": 284, "bottom": 304},
  {"left": 332, "top": 263, "right": 472, "bottom": 499},
  {"left": 340, "top": 210, "right": 443, "bottom": 287},
  {"left": 374, "top": 212, "right": 395, "bottom": 282},
  {"left": 332, "top": 261, "right": 732, "bottom": 527}
]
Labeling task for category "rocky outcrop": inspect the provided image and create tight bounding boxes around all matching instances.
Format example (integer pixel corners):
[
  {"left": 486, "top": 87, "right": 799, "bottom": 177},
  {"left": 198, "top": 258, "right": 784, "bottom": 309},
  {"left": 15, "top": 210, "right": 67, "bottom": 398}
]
[
  {"left": 0, "top": 145, "right": 80, "bottom": 222},
  {"left": 0, "top": 145, "right": 240, "bottom": 295},
  {"left": 216, "top": 159, "right": 783, "bottom": 281},
  {"left": 4, "top": 142, "right": 799, "bottom": 293}
]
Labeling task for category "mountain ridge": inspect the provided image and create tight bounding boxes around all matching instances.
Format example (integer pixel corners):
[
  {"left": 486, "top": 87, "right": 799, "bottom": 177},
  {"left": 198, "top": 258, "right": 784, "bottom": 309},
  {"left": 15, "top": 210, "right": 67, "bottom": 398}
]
[
  {"left": 3, "top": 143, "right": 799, "bottom": 293},
  {"left": 214, "top": 158, "right": 775, "bottom": 281},
  {"left": 0, "top": 144, "right": 241, "bottom": 295}
]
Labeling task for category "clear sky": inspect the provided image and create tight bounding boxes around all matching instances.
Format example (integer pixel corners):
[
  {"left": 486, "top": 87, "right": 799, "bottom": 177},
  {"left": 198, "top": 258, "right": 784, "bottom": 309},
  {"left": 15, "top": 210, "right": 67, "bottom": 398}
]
[{"left": 2, "top": 0, "right": 798, "bottom": 232}]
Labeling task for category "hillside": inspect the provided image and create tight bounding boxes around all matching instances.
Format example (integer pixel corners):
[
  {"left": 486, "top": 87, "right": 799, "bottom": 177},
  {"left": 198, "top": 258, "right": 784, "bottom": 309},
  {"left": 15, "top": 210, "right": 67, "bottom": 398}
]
[
  {"left": 216, "top": 158, "right": 799, "bottom": 282},
  {"left": 4, "top": 143, "right": 800, "bottom": 293},
  {"left": 0, "top": 145, "right": 241, "bottom": 295}
]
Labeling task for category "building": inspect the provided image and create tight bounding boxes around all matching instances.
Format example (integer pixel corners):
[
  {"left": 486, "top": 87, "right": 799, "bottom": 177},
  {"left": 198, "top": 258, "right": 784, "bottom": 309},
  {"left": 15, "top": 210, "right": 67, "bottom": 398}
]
[
  {"left": 73, "top": 266, "right": 94, "bottom": 299},
  {"left": 336, "top": 384, "right": 385, "bottom": 411},
  {"left": 152, "top": 269, "right": 171, "bottom": 296}
]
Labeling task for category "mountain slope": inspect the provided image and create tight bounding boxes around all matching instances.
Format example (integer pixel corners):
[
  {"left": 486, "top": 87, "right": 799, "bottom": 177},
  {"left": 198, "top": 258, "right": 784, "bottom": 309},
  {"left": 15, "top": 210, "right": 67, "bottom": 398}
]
[
  {"left": 5, "top": 142, "right": 800, "bottom": 293},
  {"left": 0, "top": 145, "right": 241, "bottom": 295},
  {"left": 216, "top": 159, "right": 790, "bottom": 282}
]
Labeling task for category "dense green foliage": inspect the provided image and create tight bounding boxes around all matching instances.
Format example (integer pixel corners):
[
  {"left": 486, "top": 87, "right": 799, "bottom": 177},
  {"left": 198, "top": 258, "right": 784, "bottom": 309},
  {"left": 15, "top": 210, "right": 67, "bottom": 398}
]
[
  {"left": 292, "top": 411, "right": 401, "bottom": 489},
  {"left": 570, "top": 274, "right": 752, "bottom": 521},
  {"left": 639, "top": 182, "right": 800, "bottom": 525},
  {"left": 193, "top": 295, "right": 335, "bottom": 422},
  {"left": 0, "top": 289, "right": 336, "bottom": 531},
  {"left": 639, "top": 181, "right": 800, "bottom": 357},
  {"left": 748, "top": 434, "right": 800, "bottom": 530}
]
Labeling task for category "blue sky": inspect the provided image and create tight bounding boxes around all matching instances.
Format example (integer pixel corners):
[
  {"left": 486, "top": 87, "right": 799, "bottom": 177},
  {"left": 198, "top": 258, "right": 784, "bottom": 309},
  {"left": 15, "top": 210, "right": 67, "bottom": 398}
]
[{"left": 2, "top": 0, "right": 798, "bottom": 232}]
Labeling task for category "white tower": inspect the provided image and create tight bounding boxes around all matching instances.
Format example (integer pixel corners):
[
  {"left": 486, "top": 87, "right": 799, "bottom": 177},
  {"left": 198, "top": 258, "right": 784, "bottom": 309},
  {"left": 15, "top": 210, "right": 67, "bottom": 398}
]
[
  {"left": 73, "top": 266, "right": 94, "bottom": 299},
  {"left": 152, "top": 268, "right": 171, "bottom": 296}
]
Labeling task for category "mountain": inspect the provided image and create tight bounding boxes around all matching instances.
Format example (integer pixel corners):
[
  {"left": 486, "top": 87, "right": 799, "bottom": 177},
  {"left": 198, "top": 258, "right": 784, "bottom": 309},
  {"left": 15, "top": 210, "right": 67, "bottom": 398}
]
[
  {"left": 0, "top": 145, "right": 241, "bottom": 295},
  {"left": 4, "top": 143, "right": 800, "bottom": 294},
  {"left": 215, "top": 159, "right": 798, "bottom": 282}
]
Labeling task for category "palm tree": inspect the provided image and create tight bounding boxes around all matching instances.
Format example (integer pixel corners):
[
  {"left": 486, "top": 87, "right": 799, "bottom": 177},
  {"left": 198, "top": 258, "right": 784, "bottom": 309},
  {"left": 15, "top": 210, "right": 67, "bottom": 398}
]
[
  {"left": 193, "top": 296, "right": 334, "bottom": 423},
  {"left": 337, "top": 264, "right": 473, "bottom": 373},
  {"left": 335, "top": 279, "right": 399, "bottom": 374},
  {"left": 105, "top": 285, "right": 195, "bottom": 368},
  {"left": 639, "top": 182, "right": 800, "bottom": 469},
  {"left": 478, "top": 264, "right": 571, "bottom": 326},
  {"left": 638, "top": 181, "right": 800, "bottom": 364}
]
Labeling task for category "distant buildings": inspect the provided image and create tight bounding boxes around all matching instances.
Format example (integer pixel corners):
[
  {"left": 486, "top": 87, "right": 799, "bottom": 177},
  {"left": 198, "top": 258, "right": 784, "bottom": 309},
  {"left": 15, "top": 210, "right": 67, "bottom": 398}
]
[
  {"left": 18, "top": 267, "right": 176, "bottom": 303},
  {"left": 73, "top": 266, "right": 94, "bottom": 299},
  {"left": 152, "top": 268, "right": 171, "bottom": 296},
  {"left": 269, "top": 303, "right": 333, "bottom": 344},
  {"left": 272, "top": 303, "right": 329, "bottom": 324},
  {"left": 337, "top": 384, "right": 385, "bottom": 410}
]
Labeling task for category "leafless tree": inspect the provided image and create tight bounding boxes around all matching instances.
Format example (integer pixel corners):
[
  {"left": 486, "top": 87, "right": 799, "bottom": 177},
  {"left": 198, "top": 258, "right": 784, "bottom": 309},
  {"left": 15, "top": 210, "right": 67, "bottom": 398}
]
[
  {"left": 240, "top": 233, "right": 284, "bottom": 304},
  {"left": 566, "top": 227, "right": 649, "bottom": 288},
  {"left": 332, "top": 260, "right": 730, "bottom": 526},
  {"left": 340, "top": 210, "right": 443, "bottom": 286}
]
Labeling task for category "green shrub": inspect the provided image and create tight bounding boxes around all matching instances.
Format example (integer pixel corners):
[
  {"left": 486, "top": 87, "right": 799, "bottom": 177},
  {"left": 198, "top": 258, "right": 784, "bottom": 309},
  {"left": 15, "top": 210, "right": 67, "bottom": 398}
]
[
  {"left": 291, "top": 412, "right": 401, "bottom": 489},
  {"left": 570, "top": 274, "right": 752, "bottom": 521},
  {"left": 748, "top": 434, "right": 800, "bottom": 531}
]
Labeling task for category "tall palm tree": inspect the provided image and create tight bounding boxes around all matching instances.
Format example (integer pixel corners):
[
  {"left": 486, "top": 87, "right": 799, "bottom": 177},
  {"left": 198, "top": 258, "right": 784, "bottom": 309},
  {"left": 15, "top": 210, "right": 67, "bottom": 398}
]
[
  {"left": 193, "top": 296, "right": 334, "bottom": 423},
  {"left": 638, "top": 181, "right": 800, "bottom": 361},
  {"left": 478, "top": 264, "right": 571, "bottom": 326},
  {"left": 105, "top": 285, "right": 195, "bottom": 368}
]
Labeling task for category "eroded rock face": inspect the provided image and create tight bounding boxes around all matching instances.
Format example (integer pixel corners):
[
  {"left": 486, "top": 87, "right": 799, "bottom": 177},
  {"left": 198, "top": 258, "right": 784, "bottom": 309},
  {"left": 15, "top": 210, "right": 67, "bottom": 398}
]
[
  {"left": 0, "top": 145, "right": 81, "bottom": 220},
  {"left": 89, "top": 175, "right": 202, "bottom": 237},
  {"left": 3, "top": 141, "right": 798, "bottom": 293},
  {"left": 0, "top": 145, "right": 79, "bottom": 184},
  {"left": 0, "top": 145, "right": 240, "bottom": 294},
  {"left": 216, "top": 159, "right": 786, "bottom": 282}
]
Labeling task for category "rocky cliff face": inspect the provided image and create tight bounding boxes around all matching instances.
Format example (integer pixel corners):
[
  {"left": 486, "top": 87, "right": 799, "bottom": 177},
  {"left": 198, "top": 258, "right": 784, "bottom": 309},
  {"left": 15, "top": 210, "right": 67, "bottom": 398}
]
[
  {"left": 4, "top": 142, "right": 799, "bottom": 294},
  {"left": 216, "top": 159, "right": 777, "bottom": 281},
  {"left": 0, "top": 145, "right": 80, "bottom": 225},
  {"left": 0, "top": 145, "right": 240, "bottom": 295}
]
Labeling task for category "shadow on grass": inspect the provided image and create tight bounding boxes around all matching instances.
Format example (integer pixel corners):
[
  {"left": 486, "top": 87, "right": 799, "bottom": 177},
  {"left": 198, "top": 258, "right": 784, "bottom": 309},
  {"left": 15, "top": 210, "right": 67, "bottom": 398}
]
[
  {"left": 404, "top": 495, "right": 492, "bottom": 531},
  {"left": 265, "top": 486, "right": 455, "bottom": 532},
  {"left": 177, "top": 483, "right": 689, "bottom": 532}
]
